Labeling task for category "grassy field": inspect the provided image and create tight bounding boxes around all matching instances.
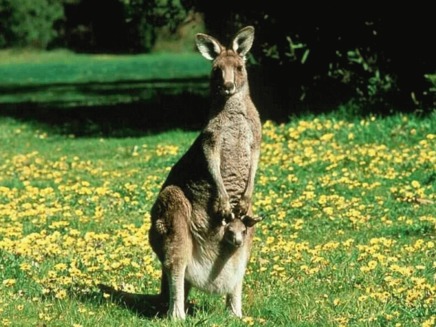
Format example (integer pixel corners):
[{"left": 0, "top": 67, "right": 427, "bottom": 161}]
[
  {"left": 0, "top": 50, "right": 209, "bottom": 107},
  {"left": 0, "top": 109, "right": 435, "bottom": 326}
]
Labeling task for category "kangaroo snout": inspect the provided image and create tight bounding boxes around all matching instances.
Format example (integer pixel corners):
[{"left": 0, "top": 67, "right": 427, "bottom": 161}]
[
  {"left": 224, "top": 222, "right": 246, "bottom": 248},
  {"left": 232, "top": 236, "right": 243, "bottom": 247},
  {"left": 223, "top": 81, "right": 236, "bottom": 95}
]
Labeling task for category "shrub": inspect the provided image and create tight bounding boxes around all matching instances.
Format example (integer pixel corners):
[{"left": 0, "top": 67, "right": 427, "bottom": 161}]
[
  {"left": 63, "top": 0, "right": 191, "bottom": 53},
  {"left": 187, "top": 2, "right": 435, "bottom": 112},
  {"left": 0, "top": 0, "right": 65, "bottom": 49},
  {"left": 123, "top": 0, "right": 191, "bottom": 52}
]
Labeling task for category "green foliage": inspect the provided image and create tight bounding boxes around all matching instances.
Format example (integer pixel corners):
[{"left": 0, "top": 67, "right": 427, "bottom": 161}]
[
  {"left": 189, "top": 3, "right": 435, "bottom": 111},
  {"left": 425, "top": 74, "right": 436, "bottom": 101},
  {"left": 57, "top": 0, "right": 192, "bottom": 53},
  {"left": 329, "top": 48, "right": 395, "bottom": 105},
  {"left": 120, "top": 0, "right": 190, "bottom": 52},
  {"left": 0, "top": 0, "right": 64, "bottom": 49}
]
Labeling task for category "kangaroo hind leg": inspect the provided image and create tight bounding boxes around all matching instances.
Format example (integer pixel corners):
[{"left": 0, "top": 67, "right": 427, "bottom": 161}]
[
  {"left": 150, "top": 185, "right": 192, "bottom": 319},
  {"left": 226, "top": 280, "right": 243, "bottom": 318}
]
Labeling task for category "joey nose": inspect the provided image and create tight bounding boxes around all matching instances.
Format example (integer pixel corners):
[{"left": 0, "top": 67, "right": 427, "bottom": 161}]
[{"left": 233, "top": 237, "right": 242, "bottom": 247}]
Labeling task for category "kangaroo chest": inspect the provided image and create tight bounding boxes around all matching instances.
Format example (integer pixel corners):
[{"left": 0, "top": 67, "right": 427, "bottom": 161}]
[
  {"left": 219, "top": 114, "right": 254, "bottom": 200},
  {"left": 220, "top": 118, "right": 253, "bottom": 162}
]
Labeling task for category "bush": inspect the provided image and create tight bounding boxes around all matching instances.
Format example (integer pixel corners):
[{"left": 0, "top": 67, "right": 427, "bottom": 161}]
[
  {"left": 0, "top": 0, "right": 65, "bottom": 49},
  {"left": 62, "top": 0, "right": 191, "bottom": 53},
  {"left": 187, "top": 2, "right": 435, "bottom": 113},
  {"left": 123, "top": 0, "right": 191, "bottom": 52}
]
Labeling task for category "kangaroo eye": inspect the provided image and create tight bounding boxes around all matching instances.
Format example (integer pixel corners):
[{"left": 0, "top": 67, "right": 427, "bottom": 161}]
[{"left": 236, "top": 65, "right": 243, "bottom": 72}]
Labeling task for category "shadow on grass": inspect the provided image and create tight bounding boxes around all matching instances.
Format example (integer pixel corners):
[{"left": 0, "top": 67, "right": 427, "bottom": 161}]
[
  {"left": 0, "top": 70, "right": 357, "bottom": 139},
  {"left": 0, "top": 92, "right": 209, "bottom": 137},
  {"left": 91, "top": 284, "right": 200, "bottom": 319},
  {"left": 95, "top": 284, "right": 168, "bottom": 318},
  {"left": 379, "top": 221, "right": 435, "bottom": 239}
]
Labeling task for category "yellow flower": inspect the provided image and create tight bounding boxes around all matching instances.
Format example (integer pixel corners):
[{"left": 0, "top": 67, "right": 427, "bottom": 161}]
[
  {"left": 242, "top": 316, "right": 255, "bottom": 326},
  {"left": 54, "top": 263, "right": 68, "bottom": 271},
  {"left": 320, "top": 133, "right": 334, "bottom": 142},
  {"left": 55, "top": 289, "right": 67, "bottom": 299},
  {"left": 19, "top": 262, "right": 32, "bottom": 272},
  {"left": 358, "top": 295, "right": 368, "bottom": 302},
  {"left": 422, "top": 316, "right": 435, "bottom": 327},
  {"left": 2, "top": 279, "right": 16, "bottom": 287},
  {"left": 323, "top": 207, "right": 334, "bottom": 216},
  {"left": 368, "top": 260, "right": 378, "bottom": 270}
]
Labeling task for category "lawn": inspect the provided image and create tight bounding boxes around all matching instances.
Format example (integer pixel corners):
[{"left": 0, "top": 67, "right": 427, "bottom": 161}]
[
  {"left": 0, "top": 108, "right": 435, "bottom": 326},
  {"left": 0, "top": 50, "right": 209, "bottom": 107}
]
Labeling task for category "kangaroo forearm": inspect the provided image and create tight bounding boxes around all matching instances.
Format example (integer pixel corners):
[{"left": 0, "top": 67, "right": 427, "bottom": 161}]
[
  {"left": 209, "top": 160, "right": 228, "bottom": 199},
  {"left": 243, "top": 149, "right": 260, "bottom": 199}
]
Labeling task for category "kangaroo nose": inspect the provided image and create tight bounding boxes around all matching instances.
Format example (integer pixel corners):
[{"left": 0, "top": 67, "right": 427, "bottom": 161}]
[
  {"left": 233, "top": 237, "right": 242, "bottom": 247},
  {"left": 223, "top": 82, "right": 235, "bottom": 94}
]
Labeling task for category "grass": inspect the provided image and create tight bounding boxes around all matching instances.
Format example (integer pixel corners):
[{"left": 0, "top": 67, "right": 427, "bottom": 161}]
[
  {"left": 0, "top": 50, "right": 209, "bottom": 107},
  {"left": 0, "top": 108, "right": 435, "bottom": 326},
  {"left": 0, "top": 50, "right": 209, "bottom": 84}
]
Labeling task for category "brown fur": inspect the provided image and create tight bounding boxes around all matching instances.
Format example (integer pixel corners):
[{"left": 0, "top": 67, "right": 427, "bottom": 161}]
[
  {"left": 145, "top": 26, "right": 261, "bottom": 319},
  {"left": 147, "top": 25, "right": 261, "bottom": 319}
]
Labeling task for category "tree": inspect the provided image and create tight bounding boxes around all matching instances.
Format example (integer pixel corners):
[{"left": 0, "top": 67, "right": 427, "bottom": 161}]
[
  {"left": 186, "top": 2, "right": 435, "bottom": 112},
  {"left": 0, "top": 0, "right": 65, "bottom": 49}
]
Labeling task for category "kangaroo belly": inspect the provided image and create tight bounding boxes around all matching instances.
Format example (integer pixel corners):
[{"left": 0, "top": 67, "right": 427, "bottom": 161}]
[
  {"left": 220, "top": 118, "right": 253, "bottom": 202},
  {"left": 221, "top": 154, "right": 250, "bottom": 200},
  {"left": 185, "top": 248, "right": 248, "bottom": 294}
]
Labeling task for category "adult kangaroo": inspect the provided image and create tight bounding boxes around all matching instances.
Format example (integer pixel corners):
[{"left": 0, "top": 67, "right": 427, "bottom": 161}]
[{"left": 149, "top": 25, "right": 262, "bottom": 319}]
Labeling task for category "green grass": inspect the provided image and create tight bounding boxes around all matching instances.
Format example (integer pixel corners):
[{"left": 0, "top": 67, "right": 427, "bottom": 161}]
[
  {"left": 0, "top": 109, "right": 435, "bottom": 326},
  {"left": 0, "top": 50, "right": 209, "bottom": 106}
]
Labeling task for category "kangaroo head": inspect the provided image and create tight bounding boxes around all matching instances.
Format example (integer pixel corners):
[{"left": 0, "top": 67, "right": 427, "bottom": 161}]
[
  {"left": 223, "top": 215, "right": 263, "bottom": 248},
  {"left": 196, "top": 26, "right": 255, "bottom": 96}
]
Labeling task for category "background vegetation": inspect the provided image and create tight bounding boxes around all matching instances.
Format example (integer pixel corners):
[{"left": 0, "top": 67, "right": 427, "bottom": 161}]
[
  {"left": 0, "top": 1, "right": 434, "bottom": 116},
  {"left": 0, "top": 2, "right": 434, "bottom": 326}
]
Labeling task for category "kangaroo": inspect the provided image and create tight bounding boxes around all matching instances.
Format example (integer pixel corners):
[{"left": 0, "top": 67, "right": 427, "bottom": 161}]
[
  {"left": 145, "top": 26, "right": 262, "bottom": 320},
  {"left": 222, "top": 215, "right": 263, "bottom": 248}
]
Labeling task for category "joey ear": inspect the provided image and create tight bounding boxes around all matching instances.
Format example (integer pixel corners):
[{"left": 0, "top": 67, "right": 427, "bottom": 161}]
[
  {"left": 196, "top": 33, "right": 223, "bottom": 60},
  {"left": 232, "top": 26, "right": 255, "bottom": 58},
  {"left": 242, "top": 215, "right": 263, "bottom": 227}
]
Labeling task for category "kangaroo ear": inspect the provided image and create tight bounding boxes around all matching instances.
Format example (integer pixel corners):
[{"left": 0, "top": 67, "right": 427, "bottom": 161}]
[
  {"left": 232, "top": 26, "right": 255, "bottom": 57},
  {"left": 242, "top": 215, "right": 263, "bottom": 227},
  {"left": 196, "top": 33, "right": 223, "bottom": 60}
]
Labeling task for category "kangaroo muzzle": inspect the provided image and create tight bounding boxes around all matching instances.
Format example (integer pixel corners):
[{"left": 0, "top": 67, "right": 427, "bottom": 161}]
[
  {"left": 221, "top": 67, "right": 236, "bottom": 95},
  {"left": 223, "top": 81, "right": 236, "bottom": 95}
]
